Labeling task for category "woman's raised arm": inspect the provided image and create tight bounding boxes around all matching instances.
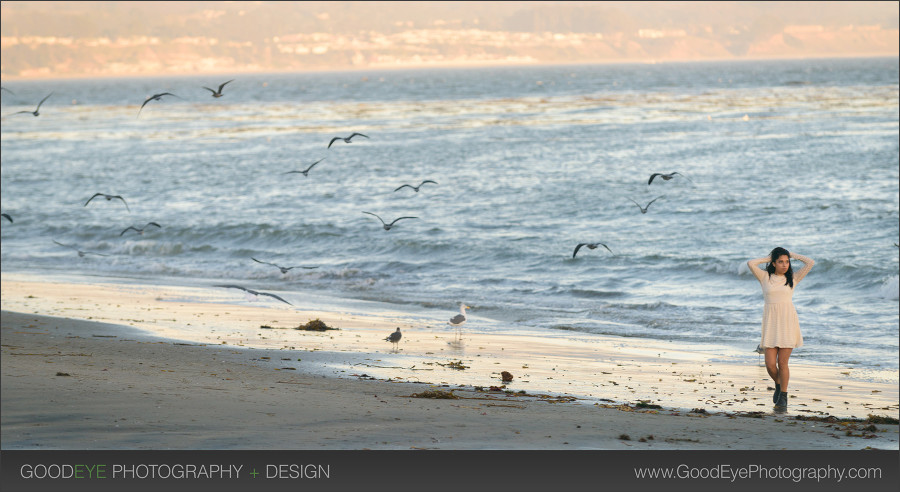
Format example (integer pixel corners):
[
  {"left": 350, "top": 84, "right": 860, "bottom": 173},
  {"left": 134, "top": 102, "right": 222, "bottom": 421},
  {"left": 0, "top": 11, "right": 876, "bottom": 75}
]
[
  {"left": 790, "top": 252, "right": 815, "bottom": 284},
  {"left": 747, "top": 257, "right": 769, "bottom": 283}
]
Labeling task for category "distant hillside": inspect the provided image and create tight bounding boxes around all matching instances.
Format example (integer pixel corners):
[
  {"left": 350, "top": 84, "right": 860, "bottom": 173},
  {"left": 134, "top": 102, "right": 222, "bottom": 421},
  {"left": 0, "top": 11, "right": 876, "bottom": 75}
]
[{"left": 1, "top": 1, "right": 897, "bottom": 78}]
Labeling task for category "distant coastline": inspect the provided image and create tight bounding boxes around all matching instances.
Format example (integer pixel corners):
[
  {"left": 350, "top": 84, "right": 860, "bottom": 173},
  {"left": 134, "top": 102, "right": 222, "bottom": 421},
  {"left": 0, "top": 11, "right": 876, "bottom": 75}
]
[{"left": 2, "top": 52, "right": 897, "bottom": 82}]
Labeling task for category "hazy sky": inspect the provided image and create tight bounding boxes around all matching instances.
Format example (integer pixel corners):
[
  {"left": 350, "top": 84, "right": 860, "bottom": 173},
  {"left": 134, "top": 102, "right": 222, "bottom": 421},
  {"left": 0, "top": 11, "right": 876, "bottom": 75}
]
[{"left": 1, "top": 1, "right": 897, "bottom": 77}]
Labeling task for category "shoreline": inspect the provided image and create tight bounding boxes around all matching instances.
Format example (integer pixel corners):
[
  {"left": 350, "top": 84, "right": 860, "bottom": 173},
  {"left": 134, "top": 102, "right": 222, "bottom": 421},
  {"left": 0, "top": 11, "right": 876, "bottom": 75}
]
[
  {"left": 2, "top": 309, "right": 897, "bottom": 451},
  {"left": 2, "top": 273, "right": 898, "bottom": 450},
  {"left": 1, "top": 272, "right": 897, "bottom": 416}
]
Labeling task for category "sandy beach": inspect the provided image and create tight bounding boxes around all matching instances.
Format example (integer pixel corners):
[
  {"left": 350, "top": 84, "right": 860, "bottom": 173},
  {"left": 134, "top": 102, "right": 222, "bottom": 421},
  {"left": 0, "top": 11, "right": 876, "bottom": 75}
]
[{"left": 1, "top": 273, "right": 898, "bottom": 450}]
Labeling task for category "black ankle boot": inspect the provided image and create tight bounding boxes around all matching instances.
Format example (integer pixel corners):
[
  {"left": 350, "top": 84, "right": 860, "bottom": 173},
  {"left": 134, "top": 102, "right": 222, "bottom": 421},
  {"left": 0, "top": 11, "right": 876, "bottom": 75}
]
[
  {"left": 775, "top": 391, "right": 788, "bottom": 409},
  {"left": 773, "top": 384, "right": 781, "bottom": 404}
]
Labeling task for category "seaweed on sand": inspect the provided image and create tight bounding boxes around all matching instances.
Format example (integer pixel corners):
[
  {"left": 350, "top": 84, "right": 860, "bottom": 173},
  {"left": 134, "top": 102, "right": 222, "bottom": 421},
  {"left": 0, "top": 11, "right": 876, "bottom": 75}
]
[{"left": 409, "top": 390, "right": 459, "bottom": 399}]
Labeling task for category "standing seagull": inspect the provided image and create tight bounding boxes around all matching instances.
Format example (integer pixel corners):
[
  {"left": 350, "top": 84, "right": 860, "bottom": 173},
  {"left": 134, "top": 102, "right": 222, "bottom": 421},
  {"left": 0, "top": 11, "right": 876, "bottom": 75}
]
[
  {"left": 13, "top": 92, "right": 52, "bottom": 117},
  {"left": 214, "top": 284, "right": 293, "bottom": 306},
  {"left": 648, "top": 172, "right": 693, "bottom": 185},
  {"left": 572, "top": 242, "right": 613, "bottom": 258},
  {"left": 384, "top": 327, "right": 402, "bottom": 350},
  {"left": 754, "top": 344, "right": 765, "bottom": 366},
  {"left": 85, "top": 193, "right": 130, "bottom": 212},
  {"left": 120, "top": 222, "right": 161, "bottom": 236},
  {"left": 449, "top": 303, "right": 470, "bottom": 339},
  {"left": 362, "top": 212, "right": 418, "bottom": 231},
  {"left": 1, "top": 213, "right": 12, "bottom": 223},
  {"left": 202, "top": 79, "right": 234, "bottom": 98},
  {"left": 394, "top": 180, "right": 438, "bottom": 193},
  {"left": 251, "top": 257, "right": 318, "bottom": 274},
  {"left": 138, "top": 92, "right": 180, "bottom": 116},
  {"left": 328, "top": 132, "right": 369, "bottom": 149},
  {"left": 282, "top": 158, "right": 325, "bottom": 177},
  {"left": 628, "top": 196, "right": 664, "bottom": 214},
  {"left": 53, "top": 240, "right": 109, "bottom": 258}
]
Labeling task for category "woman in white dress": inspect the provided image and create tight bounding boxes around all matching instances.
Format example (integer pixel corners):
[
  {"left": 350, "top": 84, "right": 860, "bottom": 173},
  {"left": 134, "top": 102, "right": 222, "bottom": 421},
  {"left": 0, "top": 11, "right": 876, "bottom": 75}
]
[{"left": 747, "top": 247, "right": 815, "bottom": 409}]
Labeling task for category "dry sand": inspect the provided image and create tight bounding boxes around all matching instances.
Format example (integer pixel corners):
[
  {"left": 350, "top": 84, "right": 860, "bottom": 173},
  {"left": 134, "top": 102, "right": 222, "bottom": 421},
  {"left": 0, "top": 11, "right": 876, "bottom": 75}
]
[{"left": 1, "top": 273, "right": 897, "bottom": 450}]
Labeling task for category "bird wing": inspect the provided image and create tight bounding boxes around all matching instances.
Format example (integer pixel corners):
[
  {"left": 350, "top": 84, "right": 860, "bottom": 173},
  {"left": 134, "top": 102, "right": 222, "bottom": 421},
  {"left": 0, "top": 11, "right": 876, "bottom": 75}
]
[
  {"left": 218, "top": 80, "right": 234, "bottom": 92},
  {"left": 113, "top": 195, "right": 130, "bottom": 211},
  {"left": 215, "top": 284, "right": 257, "bottom": 295},
  {"left": 648, "top": 173, "right": 661, "bottom": 185},
  {"left": 202, "top": 86, "right": 217, "bottom": 95},
  {"left": 258, "top": 291, "right": 293, "bottom": 306},
  {"left": 35, "top": 92, "right": 53, "bottom": 111},
  {"left": 84, "top": 193, "right": 104, "bottom": 207},
  {"left": 677, "top": 172, "right": 695, "bottom": 183},
  {"left": 251, "top": 257, "right": 278, "bottom": 267},
  {"left": 1, "top": 213, "right": 12, "bottom": 223},
  {"left": 449, "top": 314, "right": 466, "bottom": 324},
  {"left": 420, "top": 180, "right": 438, "bottom": 186},
  {"left": 138, "top": 97, "right": 155, "bottom": 114},
  {"left": 600, "top": 243, "right": 613, "bottom": 253},
  {"left": 628, "top": 198, "right": 643, "bottom": 209},
  {"left": 388, "top": 216, "right": 418, "bottom": 226},
  {"left": 120, "top": 226, "right": 138, "bottom": 236},
  {"left": 327, "top": 137, "right": 341, "bottom": 148},
  {"left": 394, "top": 184, "right": 414, "bottom": 192},
  {"left": 573, "top": 243, "right": 586, "bottom": 258},
  {"left": 646, "top": 196, "right": 664, "bottom": 208},
  {"left": 147, "top": 222, "right": 161, "bottom": 229},
  {"left": 362, "top": 211, "right": 385, "bottom": 225},
  {"left": 53, "top": 240, "right": 76, "bottom": 250},
  {"left": 303, "top": 158, "right": 324, "bottom": 172},
  {"left": 348, "top": 132, "right": 369, "bottom": 140}
]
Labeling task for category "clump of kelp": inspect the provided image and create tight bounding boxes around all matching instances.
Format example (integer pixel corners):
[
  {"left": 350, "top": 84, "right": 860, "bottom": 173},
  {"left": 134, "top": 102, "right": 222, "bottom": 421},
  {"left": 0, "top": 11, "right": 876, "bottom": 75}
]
[
  {"left": 259, "top": 318, "right": 339, "bottom": 332},
  {"left": 296, "top": 318, "right": 337, "bottom": 331},
  {"left": 409, "top": 390, "right": 459, "bottom": 399}
]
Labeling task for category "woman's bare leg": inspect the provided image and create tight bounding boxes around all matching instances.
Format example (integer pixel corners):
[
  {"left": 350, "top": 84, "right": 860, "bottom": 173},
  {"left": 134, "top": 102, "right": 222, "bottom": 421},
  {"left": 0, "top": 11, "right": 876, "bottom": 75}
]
[
  {"left": 764, "top": 348, "right": 779, "bottom": 383},
  {"left": 777, "top": 348, "right": 793, "bottom": 391}
]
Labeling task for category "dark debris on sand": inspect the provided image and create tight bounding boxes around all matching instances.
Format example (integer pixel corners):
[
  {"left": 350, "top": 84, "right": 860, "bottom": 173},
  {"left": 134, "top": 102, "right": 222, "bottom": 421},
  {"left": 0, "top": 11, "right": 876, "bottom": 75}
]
[{"left": 260, "top": 319, "right": 339, "bottom": 331}]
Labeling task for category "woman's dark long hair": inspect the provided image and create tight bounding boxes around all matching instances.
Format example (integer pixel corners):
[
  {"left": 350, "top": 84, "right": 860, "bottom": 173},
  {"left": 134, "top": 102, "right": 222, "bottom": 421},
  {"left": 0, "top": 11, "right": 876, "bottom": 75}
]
[{"left": 766, "top": 246, "right": 794, "bottom": 288}]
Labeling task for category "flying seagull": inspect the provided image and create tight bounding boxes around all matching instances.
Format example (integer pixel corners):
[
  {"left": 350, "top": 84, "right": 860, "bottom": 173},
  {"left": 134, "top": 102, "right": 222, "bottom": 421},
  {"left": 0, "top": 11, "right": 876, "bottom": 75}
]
[
  {"left": 628, "top": 196, "right": 664, "bottom": 214},
  {"left": 202, "top": 79, "right": 234, "bottom": 98},
  {"left": 573, "top": 242, "right": 613, "bottom": 258},
  {"left": 53, "top": 240, "right": 109, "bottom": 258},
  {"left": 214, "top": 284, "right": 293, "bottom": 306},
  {"left": 385, "top": 327, "right": 402, "bottom": 349},
  {"left": 1, "top": 213, "right": 12, "bottom": 223},
  {"left": 362, "top": 211, "right": 417, "bottom": 231},
  {"left": 138, "top": 92, "right": 180, "bottom": 116},
  {"left": 282, "top": 158, "right": 325, "bottom": 177},
  {"left": 394, "top": 180, "right": 438, "bottom": 193},
  {"left": 328, "top": 132, "right": 369, "bottom": 149},
  {"left": 84, "top": 193, "right": 130, "bottom": 212},
  {"left": 251, "top": 257, "right": 318, "bottom": 274},
  {"left": 648, "top": 172, "right": 693, "bottom": 185},
  {"left": 449, "top": 303, "right": 470, "bottom": 339},
  {"left": 13, "top": 92, "right": 52, "bottom": 117},
  {"left": 120, "top": 222, "right": 161, "bottom": 236}
]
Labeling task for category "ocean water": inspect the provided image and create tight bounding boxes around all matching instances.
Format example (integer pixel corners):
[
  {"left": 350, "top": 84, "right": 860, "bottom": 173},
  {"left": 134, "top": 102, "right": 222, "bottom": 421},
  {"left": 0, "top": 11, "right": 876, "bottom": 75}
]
[{"left": 2, "top": 57, "right": 898, "bottom": 378}]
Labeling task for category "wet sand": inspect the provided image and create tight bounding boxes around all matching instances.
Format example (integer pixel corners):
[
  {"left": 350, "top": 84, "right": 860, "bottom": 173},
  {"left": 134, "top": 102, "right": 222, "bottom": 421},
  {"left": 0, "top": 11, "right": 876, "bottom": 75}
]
[{"left": 1, "top": 273, "right": 897, "bottom": 450}]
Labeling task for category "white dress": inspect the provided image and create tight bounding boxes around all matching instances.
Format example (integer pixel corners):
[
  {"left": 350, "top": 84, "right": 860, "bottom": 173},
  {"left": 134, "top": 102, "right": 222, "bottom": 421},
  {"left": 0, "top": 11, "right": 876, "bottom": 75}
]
[{"left": 747, "top": 253, "right": 815, "bottom": 349}]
